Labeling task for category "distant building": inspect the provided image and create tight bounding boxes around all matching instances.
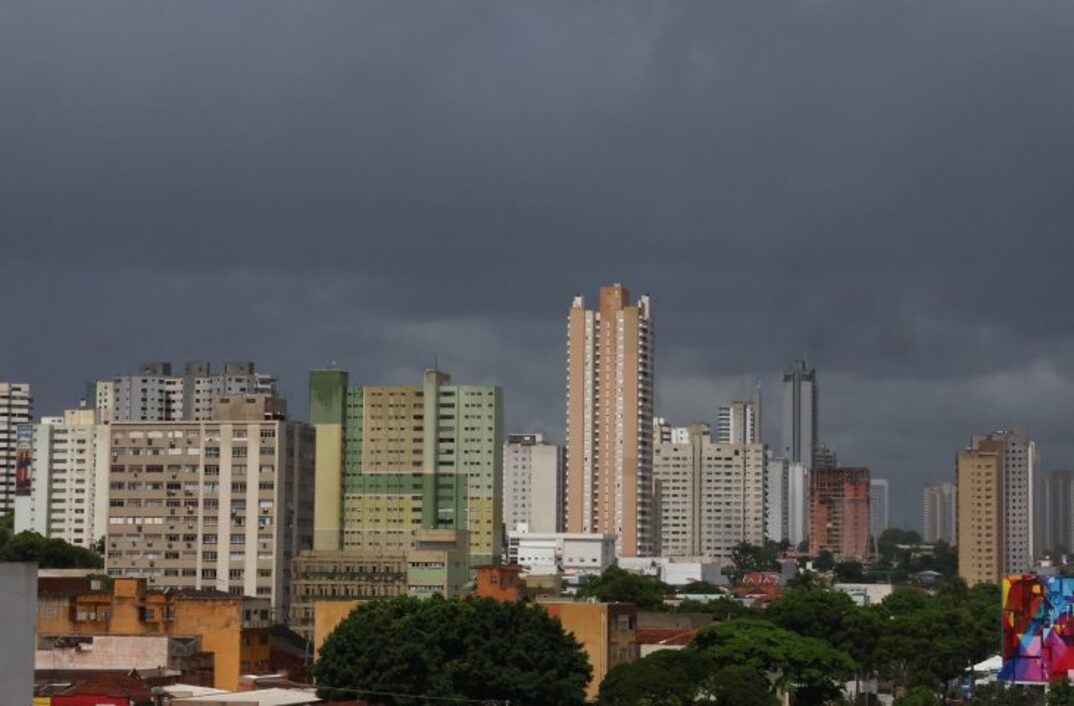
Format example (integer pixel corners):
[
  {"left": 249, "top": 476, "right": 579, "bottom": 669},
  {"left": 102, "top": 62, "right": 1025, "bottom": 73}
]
[
  {"left": 0, "top": 382, "right": 33, "bottom": 515},
  {"left": 1047, "top": 471, "right": 1074, "bottom": 556},
  {"left": 970, "top": 430, "right": 1038, "bottom": 573},
  {"left": 764, "top": 455, "right": 809, "bottom": 546},
  {"left": 922, "top": 481, "right": 957, "bottom": 544},
  {"left": 507, "top": 531, "right": 616, "bottom": 579},
  {"left": 566, "top": 284, "right": 655, "bottom": 557},
  {"left": 14, "top": 409, "right": 109, "bottom": 549},
  {"left": 36, "top": 576, "right": 273, "bottom": 691},
  {"left": 307, "top": 368, "right": 503, "bottom": 568},
  {"left": 716, "top": 387, "right": 761, "bottom": 444},
  {"left": 652, "top": 422, "right": 765, "bottom": 563},
  {"left": 809, "top": 467, "right": 870, "bottom": 561},
  {"left": 539, "top": 600, "right": 639, "bottom": 701},
  {"left": 957, "top": 445, "right": 1003, "bottom": 586},
  {"left": 782, "top": 360, "right": 817, "bottom": 469},
  {"left": 503, "top": 433, "right": 565, "bottom": 534},
  {"left": 869, "top": 479, "right": 890, "bottom": 538},
  {"left": 812, "top": 444, "right": 838, "bottom": 471},
  {"left": 104, "top": 395, "right": 314, "bottom": 614},
  {"left": 93, "top": 361, "right": 277, "bottom": 422}
]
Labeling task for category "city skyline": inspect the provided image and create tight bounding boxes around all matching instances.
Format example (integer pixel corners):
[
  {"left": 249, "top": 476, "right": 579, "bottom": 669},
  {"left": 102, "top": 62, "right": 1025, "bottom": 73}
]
[{"left": 5, "top": 1, "right": 1073, "bottom": 529}]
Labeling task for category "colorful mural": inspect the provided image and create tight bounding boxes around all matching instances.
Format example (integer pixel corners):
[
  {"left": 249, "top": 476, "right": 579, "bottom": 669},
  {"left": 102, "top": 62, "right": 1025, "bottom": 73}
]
[{"left": 1000, "top": 575, "right": 1074, "bottom": 682}]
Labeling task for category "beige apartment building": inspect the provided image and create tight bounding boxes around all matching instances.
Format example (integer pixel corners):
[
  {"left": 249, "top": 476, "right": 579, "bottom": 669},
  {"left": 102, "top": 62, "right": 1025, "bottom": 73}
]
[
  {"left": 105, "top": 396, "right": 314, "bottom": 615},
  {"left": 566, "top": 284, "right": 655, "bottom": 557},
  {"left": 957, "top": 444, "right": 1004, "bottom": 586},
  {"left": 652, "top": 423, "right": 766, "bottom": 562}
]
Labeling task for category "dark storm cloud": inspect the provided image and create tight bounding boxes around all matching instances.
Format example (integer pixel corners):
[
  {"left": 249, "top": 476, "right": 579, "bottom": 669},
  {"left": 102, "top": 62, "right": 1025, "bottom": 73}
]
[{"left": 2, "top": 1, "right": 1074, "bottom": 523}]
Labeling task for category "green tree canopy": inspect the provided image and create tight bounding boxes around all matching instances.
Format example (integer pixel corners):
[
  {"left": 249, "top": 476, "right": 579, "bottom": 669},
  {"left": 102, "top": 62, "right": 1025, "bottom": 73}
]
[
  {"left": 598, "top": 648, "right": 715, "bottom": 706},
  {"left": 1049, "top": 679, "right": 1074, "bottom": 706},
  {"left": 707, "top": 665, "right": 779, "bottom": 706},
  {"left": 691, "top": 618, "right": 854, "bottom": 706},
  {"left": 677, "top": 580, "right": 722, "bottom": 595},
  {"left": 765, "top": 587, "right": 882, "bottom": 670},
  {"left": 876, "top": 528, "right": 923, "bottom": 565},
  {"left": 725, "top": 541, "right": 782, "bottom": 585},
  {"left": 0, "top": 531, "right": 103, "bottom": 568},
  {"left": 894, "top": 686, "right": 943, "bottom": 706},
  {"left": 576, "top": 566, "right": 669, "bottom": 610},
  {"left": 814, "top": 549, "right": 835, "bottom": 571},
  {"left": 834, "top": 560, "right": 865, "bottom": 583},
  {"left": 313, "top": 596, "right": 591, "bottom": 706}
]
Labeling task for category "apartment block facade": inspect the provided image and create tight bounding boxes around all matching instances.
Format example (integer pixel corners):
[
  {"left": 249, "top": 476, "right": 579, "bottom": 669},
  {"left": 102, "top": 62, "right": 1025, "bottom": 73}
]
[
  {"left": 1048, "top": 470, "right": 1074, "bottom": 556},
  {"left": 104, "top": 396, "right": 314, "bottom": 614},
  {"left": 922, "top": 480, "right": 957, "bottom": 544},
  {"left": 14, "top": 409, "right": 110, "bottom": 549},
  {"left": 716, "top": 388, "right": 761, "bottom": 444},
  {"left": 652, "top": 423, "right": 766, "bottom": 562},
  {"left": 308, "top": 368, "right": 503, "bottom": 568},
  {"left": 566, "top": 284, "right": 655, "bottom": 557},
  {"left": 94, "top": 361, "right": 277, "bottom": 423},
  {"left": 971, "top": 430, "right": 1038, "bottom": 572},
  {"left": 503, "top": 433, "right": 565, "bottom": 534},
  {"left": 956, "top": 446, "right": 1003, "bottom": 586},
  {"left": 809, "top": 467, "right": 870, "bottom": 560},
  {"left": 0, "top": 382, "right": 33, "bottom": 515},
  {"left": 782, "top": 360, "right": 817, "bottom": 469},
  {"left": 869, "top": 478, "right": 890, "bottom": 538}
]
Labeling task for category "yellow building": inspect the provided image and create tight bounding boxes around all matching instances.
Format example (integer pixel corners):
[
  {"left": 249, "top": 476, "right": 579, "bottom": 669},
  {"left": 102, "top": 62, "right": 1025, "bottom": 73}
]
[
  {"left": 539, "top": 600, "right": 639, "bottom": 701},
  {"left": 957, "top": 445, "right": 1004, "bottom": 586},
  {"left": 37, "top": 577, "right": 273, "bottom": 690},
  {"left": 312, "top": 599, "right": 363, "bottom": 657}
]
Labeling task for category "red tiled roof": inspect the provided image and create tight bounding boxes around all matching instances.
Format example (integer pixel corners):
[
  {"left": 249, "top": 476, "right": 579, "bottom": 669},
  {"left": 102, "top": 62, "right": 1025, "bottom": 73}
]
[
  {"left": 58, "top": 672, "right": 153, "bottom": 701},
  {"left": 636, "top": 627, "right": 698, "bottom": 646}
]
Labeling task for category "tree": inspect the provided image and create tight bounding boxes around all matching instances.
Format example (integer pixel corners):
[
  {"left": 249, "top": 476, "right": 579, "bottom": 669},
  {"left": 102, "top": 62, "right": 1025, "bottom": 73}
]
[
  {"left": 598, "top": 648, "right": 715, "bottom": 706},
  {"left": 814, "top": 550, "right": 835, "bottom": 571},
  {"left": 675, "top": 596, "right": 753, "bottom": 620},
  {"left": 0, "top": 531, "right": 103, "bottom": 568},
  {"left": 725, "top": 541, "right": 781, "bottom": 585},
  {"left": 894, "top": 686, "right": 942, "bottom": 706},
  {"left": 834, "top": 560, "right": 865, "bottom": 583},
  {"left": 677, "top": 580, "right": 722, "bottom": 595},
  {"left": 876, "top": 528, "right": 923, "bottom": 565},
  {"left": 707, "top": 665, "right": 778, "bottom": 706},
  {"left": 766, "top": 587, "right": 881, "bottom": 676},
  {"left": 965, "top": 683, "right": 1043, "bottom": 705},
  {"left": 576, "top": 566, "right": 669, "bottom": 610},
  {"left": 691, "top": 619, "right": 855, "bottom": 706},
  {"left": 313, "top": 596, "right": 591, "bottom": 705},
  {"left": 1049, "top": 680, "right": 1074, "bottom": 706}
]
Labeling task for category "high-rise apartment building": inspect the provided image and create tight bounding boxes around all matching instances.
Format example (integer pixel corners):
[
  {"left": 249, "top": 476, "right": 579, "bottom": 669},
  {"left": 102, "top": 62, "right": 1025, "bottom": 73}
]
[
  {"left": 503, "top": 433, "right": 565, "bottom": 534},
  {"left": 956, "top": 446, "right": 1003, "bottom": 586},
  {"left": 308, "top": 368, "right": 503, "bottom": 567},
  {"left": 782, "top": 360, "right": 818, "bottom": 469},
  {"left": 716, "top": 387, "right": 761, "bottom": 445},
  {"left": 809, "top": 467, "right": 870, "bottom": 560},
  {"left": 972, "top": 430, "right": 1037, "bottom": 572},
  {"left": 922, "top": 480, "right": 957, "bottom": 544},
  {"left": 13, "top": 409, "right": 110, "bottom": 549},
  {"left": 652, "top": 423, "right": 766, "bottom": 562},
  {"left": 105, "top": 395, "right": 314, "bottom": 613},
  {"left": 869, "top": 479, "right": 890, "bottom": 538},
  {"left": 93, "top": 361, "right": 277, "bottom": 423},
  {"left": 566, "top": 284, "right": 655, "bottom": 557},
  {"left": 1047, "top": 470, "right": 1074, "bottom": 556},
  {"left": 0, "top": 382, "right": 33, "bottom": 515}
]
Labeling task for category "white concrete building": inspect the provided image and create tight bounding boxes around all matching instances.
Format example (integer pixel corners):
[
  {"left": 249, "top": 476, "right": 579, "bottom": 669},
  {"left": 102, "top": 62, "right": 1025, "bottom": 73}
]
[
  {"left": 653, "top": 423, "right": 766, "bottom": 563},
  {"left": 0, "top": 562, "right": 36, "bottom": 706},
  {"left": 869, "top": 478, "right": 890, "bottom": 538},
  {"left": 14, "top": 409, "right": 110, "bottom": 549},
  {"left": 973, "top": 430, "right": 1038, "bottom": 572},
  {"left": 507, "top": 531, "right": 616, "bottom": 578},
  {"left": 923, "top": 480, "right": 957, "bottom": 544},
  {"left": 617, "top": 556, "right": 727, "bottom": 587},
  {"left": 0, "top": 382, "right": 33, "bottom": 516},
  {"left": 787, "top": 462, "right": 809, "bottom": 546},
  {"left": 503, "top": 433, "right": 565, "bottom": 534},
  {"left": 95, "top": 361, "right": 278, "bottom": 423},
  {"left": 716, "top": 387, "right": 761, "bottom": 444}
]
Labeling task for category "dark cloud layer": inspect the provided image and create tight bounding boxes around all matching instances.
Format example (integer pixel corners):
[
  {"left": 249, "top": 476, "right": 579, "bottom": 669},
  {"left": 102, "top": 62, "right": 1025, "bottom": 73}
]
[{"left": 3, "top": 1, "right": 1074, "bottom": 525}]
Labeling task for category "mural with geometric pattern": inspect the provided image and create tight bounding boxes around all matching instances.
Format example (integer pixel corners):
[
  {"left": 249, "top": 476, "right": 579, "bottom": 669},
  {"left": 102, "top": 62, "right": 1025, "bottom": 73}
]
[{"left": 1000, "top": 575, "right": 1074, "bottom": 683}]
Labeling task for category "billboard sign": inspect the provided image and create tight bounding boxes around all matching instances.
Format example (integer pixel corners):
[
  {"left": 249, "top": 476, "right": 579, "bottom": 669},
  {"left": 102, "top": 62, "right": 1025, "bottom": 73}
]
[
  {"left": 14, "top": 424, "right": 32, "bottom": 496},
  {"left": 1000, "top": 574, "right": 1074, "bottom": 683}
]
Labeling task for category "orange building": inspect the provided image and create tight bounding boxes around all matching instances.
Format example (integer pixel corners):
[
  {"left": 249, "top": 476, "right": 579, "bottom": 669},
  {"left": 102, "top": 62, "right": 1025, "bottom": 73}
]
[
  {"left": 539, "top": 600, "right": 639, "bottom": 701},
  {"left": 809, "top": 467, "right": 871, "bottom": 561},
  {"left": 37, "top": 577, "right": 273, "bottom": 690},
  {"left": 474, "top": 564, "right": 525, "bottom": 601}
]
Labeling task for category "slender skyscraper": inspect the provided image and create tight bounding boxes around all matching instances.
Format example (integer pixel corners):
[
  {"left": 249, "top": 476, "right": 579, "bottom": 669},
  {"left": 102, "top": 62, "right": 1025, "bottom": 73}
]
[
  {"left": 566, "top": 284, "right": 654, "bottom": 557},
  {"left": 972, "top": 429, "right": 1037, "bottom": 572},
  {"left": 716, "top": 388, "right": 762, "bottom": 444},
  {"left": 0, "top": 383, "right": 33, "bottom": 515},
  {"left": 922, "top": 481, "right": 957, "bottom": 544},
  {"left": 782, "top": 360, "right": 818, "bottom": 469},
  {"left": 1047, "top": 470, "right": 1074, "bottom": 556},
  {"left": 869, "top": 479, "right": 890, "bottom": 538}
]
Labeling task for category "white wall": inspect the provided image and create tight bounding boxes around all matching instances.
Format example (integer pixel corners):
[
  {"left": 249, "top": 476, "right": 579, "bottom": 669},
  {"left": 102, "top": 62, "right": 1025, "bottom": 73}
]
[{"left": 0, "top": 563, "right": 36, "bottom": 705}]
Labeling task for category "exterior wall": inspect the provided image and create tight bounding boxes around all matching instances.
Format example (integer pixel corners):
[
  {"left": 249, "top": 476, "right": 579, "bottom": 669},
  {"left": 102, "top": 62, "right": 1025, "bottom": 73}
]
[
  {"left": 309, "top": 370, "right": 347, "bottom": 552},
  {"left": 104, "top": 398, "right": 314, "bottom": 614},
  {"left": 809, "top": 467, "right": 870, "bottom": 560},
  {"left": 406, "top": 529, "right": 470, "bottom": 597},
  {"left": 974, "top": 430, "right": 1036, "bottom": 571},
  {"left": 474, "top": 564, "right": 524, "bottom": 601},
  {"left": 0, "top": 382, "right": 33, "bottom": 515},
  {"left": 923, "top": 480, "right": 957, "bottom": 544},
  {"left": 541, "top": 601, "right": 638, "bottom": 701},
  {"left": 565, "top": 285, "right": 654, "bottom": 557},
  {"left": 0, "top": 562, "right": 36, "bottom": 706},
  {"left": 957, "top": 448, "right": 1003, "bottom": 586},
  {"left": 869, "top": 479, "right": 890, "bottom": 538},
  {"left": 653, "top": 425, "right": 765, "bottom": 563},
  {"left": 781, "top": 361, "right": 817, "bottom": 470},
  {"left": 503, "top": 433, "right": 565, "bottom": 534},
  {"left": 508, "top": 532, "right": 617, "bottom": 576},
  {"left": 313, "top": 600, "right": 361, "bottom": 657},
  {"left": 1048, "top": 471, "right": 1074, "bottom": 555},
  {"left": 35, "top": 634, "right": 172, "bottom": 671}
]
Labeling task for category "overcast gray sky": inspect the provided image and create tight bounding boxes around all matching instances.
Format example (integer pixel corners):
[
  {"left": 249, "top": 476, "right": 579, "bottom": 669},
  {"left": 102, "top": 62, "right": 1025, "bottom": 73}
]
[{"left": 3, "top": 1, "right": 1073, "bottom": 526}]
